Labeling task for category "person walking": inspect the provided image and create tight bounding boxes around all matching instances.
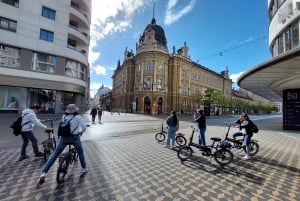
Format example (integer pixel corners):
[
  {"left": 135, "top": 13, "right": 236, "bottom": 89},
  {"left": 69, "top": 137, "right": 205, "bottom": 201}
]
[
  {"left": 19, "top": 105, "right": 52, "bottom": 161},
  {"left": 193, "top": 109, "right": 206, "bottom": 146},
  {"left": 38, "top": 104, "right": 88, "bottom": 184},
  {"left": 164, "top": 110, "right": 178, "bottom": 148},
  {"left": 97, "top": 105, "right": 103, "bottom": 122},
  {"left": 90, "top": 106, "right": 97, "bottom": 123}
]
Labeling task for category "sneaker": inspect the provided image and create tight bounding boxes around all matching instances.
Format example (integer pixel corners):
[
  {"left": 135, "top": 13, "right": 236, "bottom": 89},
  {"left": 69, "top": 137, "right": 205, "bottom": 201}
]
[
  {"left": 18, "top": 155, "right": 29, "bottom": 161},
  {"left": 38, "top": 173, "right": 46, "bottom": 185},
  {"left": 163, "top": 145, "right": 170, "bottom": 148},
  {"left": 80, "top": 168, "right": 88, "bottom": 174},
  {"left": 35, "top": 152, "right": 44, "bottom": 157},
  {"left": 171, "top": 145, "right": 176, "bottom": 149},
  {"left": 242, "top": 155, "right": 251, "bottom": 160}
]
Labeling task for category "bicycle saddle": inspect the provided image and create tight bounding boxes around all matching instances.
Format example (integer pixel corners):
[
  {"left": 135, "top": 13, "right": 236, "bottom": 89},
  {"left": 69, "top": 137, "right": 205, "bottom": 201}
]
[{"left": 210, "top": 137, "right": 221, "bottom": 142}]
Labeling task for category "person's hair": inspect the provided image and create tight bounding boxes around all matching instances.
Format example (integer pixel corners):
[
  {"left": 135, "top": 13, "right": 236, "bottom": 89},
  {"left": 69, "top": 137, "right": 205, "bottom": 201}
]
[
  {"left": 30, "top": 105, "right": 41, "bottom": 110},
  {"left": 172, "top": 110, "right": 178, "bottom": 124}
]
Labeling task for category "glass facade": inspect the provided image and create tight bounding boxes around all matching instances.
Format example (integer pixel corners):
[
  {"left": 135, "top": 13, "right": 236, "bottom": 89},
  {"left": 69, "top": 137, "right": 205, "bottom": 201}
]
[{"left": 0, "top": 86, "right": 20, "bottom": 110}]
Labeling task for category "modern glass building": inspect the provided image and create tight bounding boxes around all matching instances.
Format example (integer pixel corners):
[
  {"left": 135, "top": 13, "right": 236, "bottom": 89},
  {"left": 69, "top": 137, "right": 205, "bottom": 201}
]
[
  {"left": 238, "top": 0, "right": 300, "bottom": 130},
  {"left": 0, "top": 0, "right": 91, "bottom": 114}
]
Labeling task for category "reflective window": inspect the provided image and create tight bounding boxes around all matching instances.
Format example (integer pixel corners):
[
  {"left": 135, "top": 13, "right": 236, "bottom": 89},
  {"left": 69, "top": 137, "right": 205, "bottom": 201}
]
[
  {"left": 42, "top": 7, "right": 56, "bottom": 20},
  {"left": 0, "top": 86, "right": 20, "bottom": 110},
  {"left": 0, "top": 44, "right": 20, "bottom": 67},
  {"left": 292, "top": 22, "right": 299, "bottom": 48},
  {"left": 33, "top": 52, "right": 56, "bottom": 73},
  {"left": 65, "top": 60, "right": 85, "bottom": 80},
  {"left": 0, "top": 16, "right": 17, "bottom": 32},
  {"left": 40, "top": 29, "right": 54, "bottom": 42},
  {"left": 28, "top": 88, "right": 56, "bottom": 114}
]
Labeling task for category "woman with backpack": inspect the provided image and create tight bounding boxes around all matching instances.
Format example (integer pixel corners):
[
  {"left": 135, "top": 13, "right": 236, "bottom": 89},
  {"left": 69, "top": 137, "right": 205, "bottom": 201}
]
[{"left": 38, "top": 104, "right": 87, "bottom": 185}]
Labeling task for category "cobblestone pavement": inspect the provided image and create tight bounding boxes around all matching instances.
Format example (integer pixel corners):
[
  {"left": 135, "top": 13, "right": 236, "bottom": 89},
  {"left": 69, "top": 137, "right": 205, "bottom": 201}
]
[{"left": 0, "top": 113, "right": 299, "bottom": 201}]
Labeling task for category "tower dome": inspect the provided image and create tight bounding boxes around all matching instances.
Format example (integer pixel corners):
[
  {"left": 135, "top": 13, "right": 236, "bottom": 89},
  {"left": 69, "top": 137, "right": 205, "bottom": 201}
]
[{"left": 137, "top": 17, "right": 168, "bottom": 53}]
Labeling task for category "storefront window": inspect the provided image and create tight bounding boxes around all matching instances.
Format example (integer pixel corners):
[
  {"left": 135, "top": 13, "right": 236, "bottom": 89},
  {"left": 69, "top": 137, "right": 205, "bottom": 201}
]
[
  {"left": 0, "top": 86, "right": 20, "bottom": 109},
  {"left": 28, "top": 88, "right": 56, "bottom": 113}
]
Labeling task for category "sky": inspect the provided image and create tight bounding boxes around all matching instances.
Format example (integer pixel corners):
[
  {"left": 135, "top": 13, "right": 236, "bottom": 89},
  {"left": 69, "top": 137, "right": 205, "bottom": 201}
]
[{"left": 88, "top": 0, "right": 271, "bottom": 98}]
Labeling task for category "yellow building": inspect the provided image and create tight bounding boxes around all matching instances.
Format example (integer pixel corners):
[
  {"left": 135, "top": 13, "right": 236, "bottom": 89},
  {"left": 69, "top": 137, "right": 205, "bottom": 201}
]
[{"left": 112, "top": 17, "right": 232, "bottom": 115}]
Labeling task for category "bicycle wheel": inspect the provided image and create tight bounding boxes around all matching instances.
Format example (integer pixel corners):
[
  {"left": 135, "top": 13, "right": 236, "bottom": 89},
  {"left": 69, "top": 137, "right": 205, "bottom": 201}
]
[
  {"left": 214, "top": 148, "right": 233, "bottom": 166},
  {"left": 177, "top": 146, "right": 193, "bottom": 161},
  {"left": 175, "top": 135, "right": 187, "bottom": 146},
  {"left": 56, "top": 158, "right": 69, "bottom": 184},
  {"left": 155, "top": 132, "right": 165, "bottom": 142},
  {"left": 249, "top": 141, "right": 259, "bottom": 156}
]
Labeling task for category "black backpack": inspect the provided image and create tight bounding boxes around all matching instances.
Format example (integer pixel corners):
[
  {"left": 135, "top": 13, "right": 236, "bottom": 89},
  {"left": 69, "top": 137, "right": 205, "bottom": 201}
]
[
  {"left": 252, "top": 123, "right": 259, "bottom": 133},
  {"left": 10, "top": 113, "right": 30, "bottom": 136},
  {"left": 57, "top": 116, "right": 77, "bottom": 137}
]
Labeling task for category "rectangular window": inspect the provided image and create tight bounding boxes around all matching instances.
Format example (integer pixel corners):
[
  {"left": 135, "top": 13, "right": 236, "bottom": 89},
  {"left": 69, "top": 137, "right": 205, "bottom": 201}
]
[
  {"left": 1, "top": 0, "right": 19, "bottom": 7},
  {"left": 40, "top": 29, "right": 54, "bottom": 42},
  {"left": 42, "top": 7, "right": 56, "bottom": 20},
  {"left": 0, "top": 86, "right": 20, "bottom": 110},
  {"left": 146, "top": 63, "right": 152, "bottom": 71},
  {"left": 278, "top": 34, "right": 284, "bottom": 54},
  {"left": 0, "top": 17, "right": 17, "bottom": 32},
  {"left": 292, "top": 22, "right": 299, "bottom": 48},
  {"left": 284, "top": 28, "right": 291, "bottom": 52},
  {"left": 33, "top": 52, "right": 56, "bottom": 73},
  {"left": 65, "top": 60, "right": 85, "bottom": 80},
  {"left": 0, "top": 44, "right": 20, "bottom": 67},
  {"left": 28, "top": 88, "right": 56, "bottom": 114}
]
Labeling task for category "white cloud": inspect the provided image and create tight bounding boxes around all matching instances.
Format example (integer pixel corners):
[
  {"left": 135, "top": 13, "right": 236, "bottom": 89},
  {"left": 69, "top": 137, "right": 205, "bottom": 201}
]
[
  {"left": 89, "top": 0, "right": 148, "bottom": 65},
  {"left": 164, "top": 0, "right": 195, "bottom": 25},
  {"left": 92, "top": 64, "right": 106, "bottom": 76},
  {"left": 230, "top": 71, "right": 244, "bottom": 83}
]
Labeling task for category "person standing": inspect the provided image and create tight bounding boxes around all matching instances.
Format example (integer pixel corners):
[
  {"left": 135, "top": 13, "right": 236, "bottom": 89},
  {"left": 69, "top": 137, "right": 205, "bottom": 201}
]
[
  {"left": 193, "top": 109, "right": 206, "bottom": 146},
  {"left": 19, "top": 105, "right": 52, "bottom": 161},
  {"left": 90, "top": 106, "right": 97, "bottom": 123},
  {"left": 239, "top": 114, "right": 254, "bottom": 160},
  {"left": 39, "top": 104, "right": 88, "bottom": 184},
  {"left": 164, "top": 110, "right": 178, "bottom": 148},
  {"left": 97, "top": 105, "right": 103, "bottom": 122}
]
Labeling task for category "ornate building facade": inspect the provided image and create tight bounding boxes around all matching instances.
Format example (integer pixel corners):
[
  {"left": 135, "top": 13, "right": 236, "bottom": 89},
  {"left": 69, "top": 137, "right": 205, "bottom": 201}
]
[{"left": 112, "top": 18, "right": 232, "bottom": 115}]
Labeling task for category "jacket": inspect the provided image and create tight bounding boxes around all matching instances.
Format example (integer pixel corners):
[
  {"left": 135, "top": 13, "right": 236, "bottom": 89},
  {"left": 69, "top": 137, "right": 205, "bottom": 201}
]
[
  {"left": 61, "top": 114, "right": 87, "bottom": 135},
  {"left": 21, "top": 108, "right": 47, "bottom": 132},
  {"left": 194, "top": 115, "right": 206, "bottom": 128},
  {"left": 166, "top": 115, "right": 177, "bottom": 128},
  {"left": 240, "top": 120, "right": 255, "bottom": 136}
]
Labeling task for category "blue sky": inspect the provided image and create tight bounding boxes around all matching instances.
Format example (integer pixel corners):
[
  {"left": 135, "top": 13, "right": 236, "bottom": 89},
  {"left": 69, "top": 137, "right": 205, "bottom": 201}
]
[{"left": 89, "top": 0, "right": 271, "bottom": 97}]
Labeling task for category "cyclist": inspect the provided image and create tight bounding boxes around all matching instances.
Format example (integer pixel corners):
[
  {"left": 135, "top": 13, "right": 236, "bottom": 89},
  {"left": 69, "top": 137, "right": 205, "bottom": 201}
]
[
  {"left": 232, "top": 113, "right": 247, "bottom": 141},
  {"left": 19, "top": 105, "right": 53, "bottom": 161},
  {"left": 38, "top": 104, "right": 88, "bottom": 184},
  {"left": 239, "top": 114, "right": 255, "bottom": 160}
]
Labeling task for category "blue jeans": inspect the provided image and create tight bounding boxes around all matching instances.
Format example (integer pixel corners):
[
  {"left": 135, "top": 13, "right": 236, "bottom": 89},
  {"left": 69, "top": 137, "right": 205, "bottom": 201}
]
[
  {"left": 166, "top": 126, "right": 176, "bottom": 146},
  {"left": 198, "top": 127, "right": 206, "bottom": 146},
  {"left": 42, "top": 135, "right": 86, "bottom": 173},
  {"left": 20, "top": 131, "right": 40, "bottom": 156},
  {"left": 244, "top": 134, "right": 252, "bottom": 155}
]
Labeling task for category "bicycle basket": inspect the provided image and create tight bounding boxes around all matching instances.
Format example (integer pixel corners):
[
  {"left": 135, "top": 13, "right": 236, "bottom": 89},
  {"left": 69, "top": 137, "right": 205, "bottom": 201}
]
[{"left": 219, "top": 140, "right": 232, "bottom": 148}]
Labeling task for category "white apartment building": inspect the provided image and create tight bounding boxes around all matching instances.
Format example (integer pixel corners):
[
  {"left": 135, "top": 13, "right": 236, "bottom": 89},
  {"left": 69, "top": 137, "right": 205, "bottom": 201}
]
[
  {"left": 0, "top": 0, "right": 91, "bottom": 114},
  {"left": 239, "top": 0, "right": 300, "bottom": 130}
]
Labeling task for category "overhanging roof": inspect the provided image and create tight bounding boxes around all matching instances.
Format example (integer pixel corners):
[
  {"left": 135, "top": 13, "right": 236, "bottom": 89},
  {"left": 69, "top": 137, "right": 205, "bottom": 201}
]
[{"left": 238, "top": 48, "right": 300, "bottom": 102}]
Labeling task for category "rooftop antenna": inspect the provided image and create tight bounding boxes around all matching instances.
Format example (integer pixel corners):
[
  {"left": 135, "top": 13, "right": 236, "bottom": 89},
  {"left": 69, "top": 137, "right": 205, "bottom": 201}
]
[{"left": 153, "top": 0, "right": 155, "bottom": 19}]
